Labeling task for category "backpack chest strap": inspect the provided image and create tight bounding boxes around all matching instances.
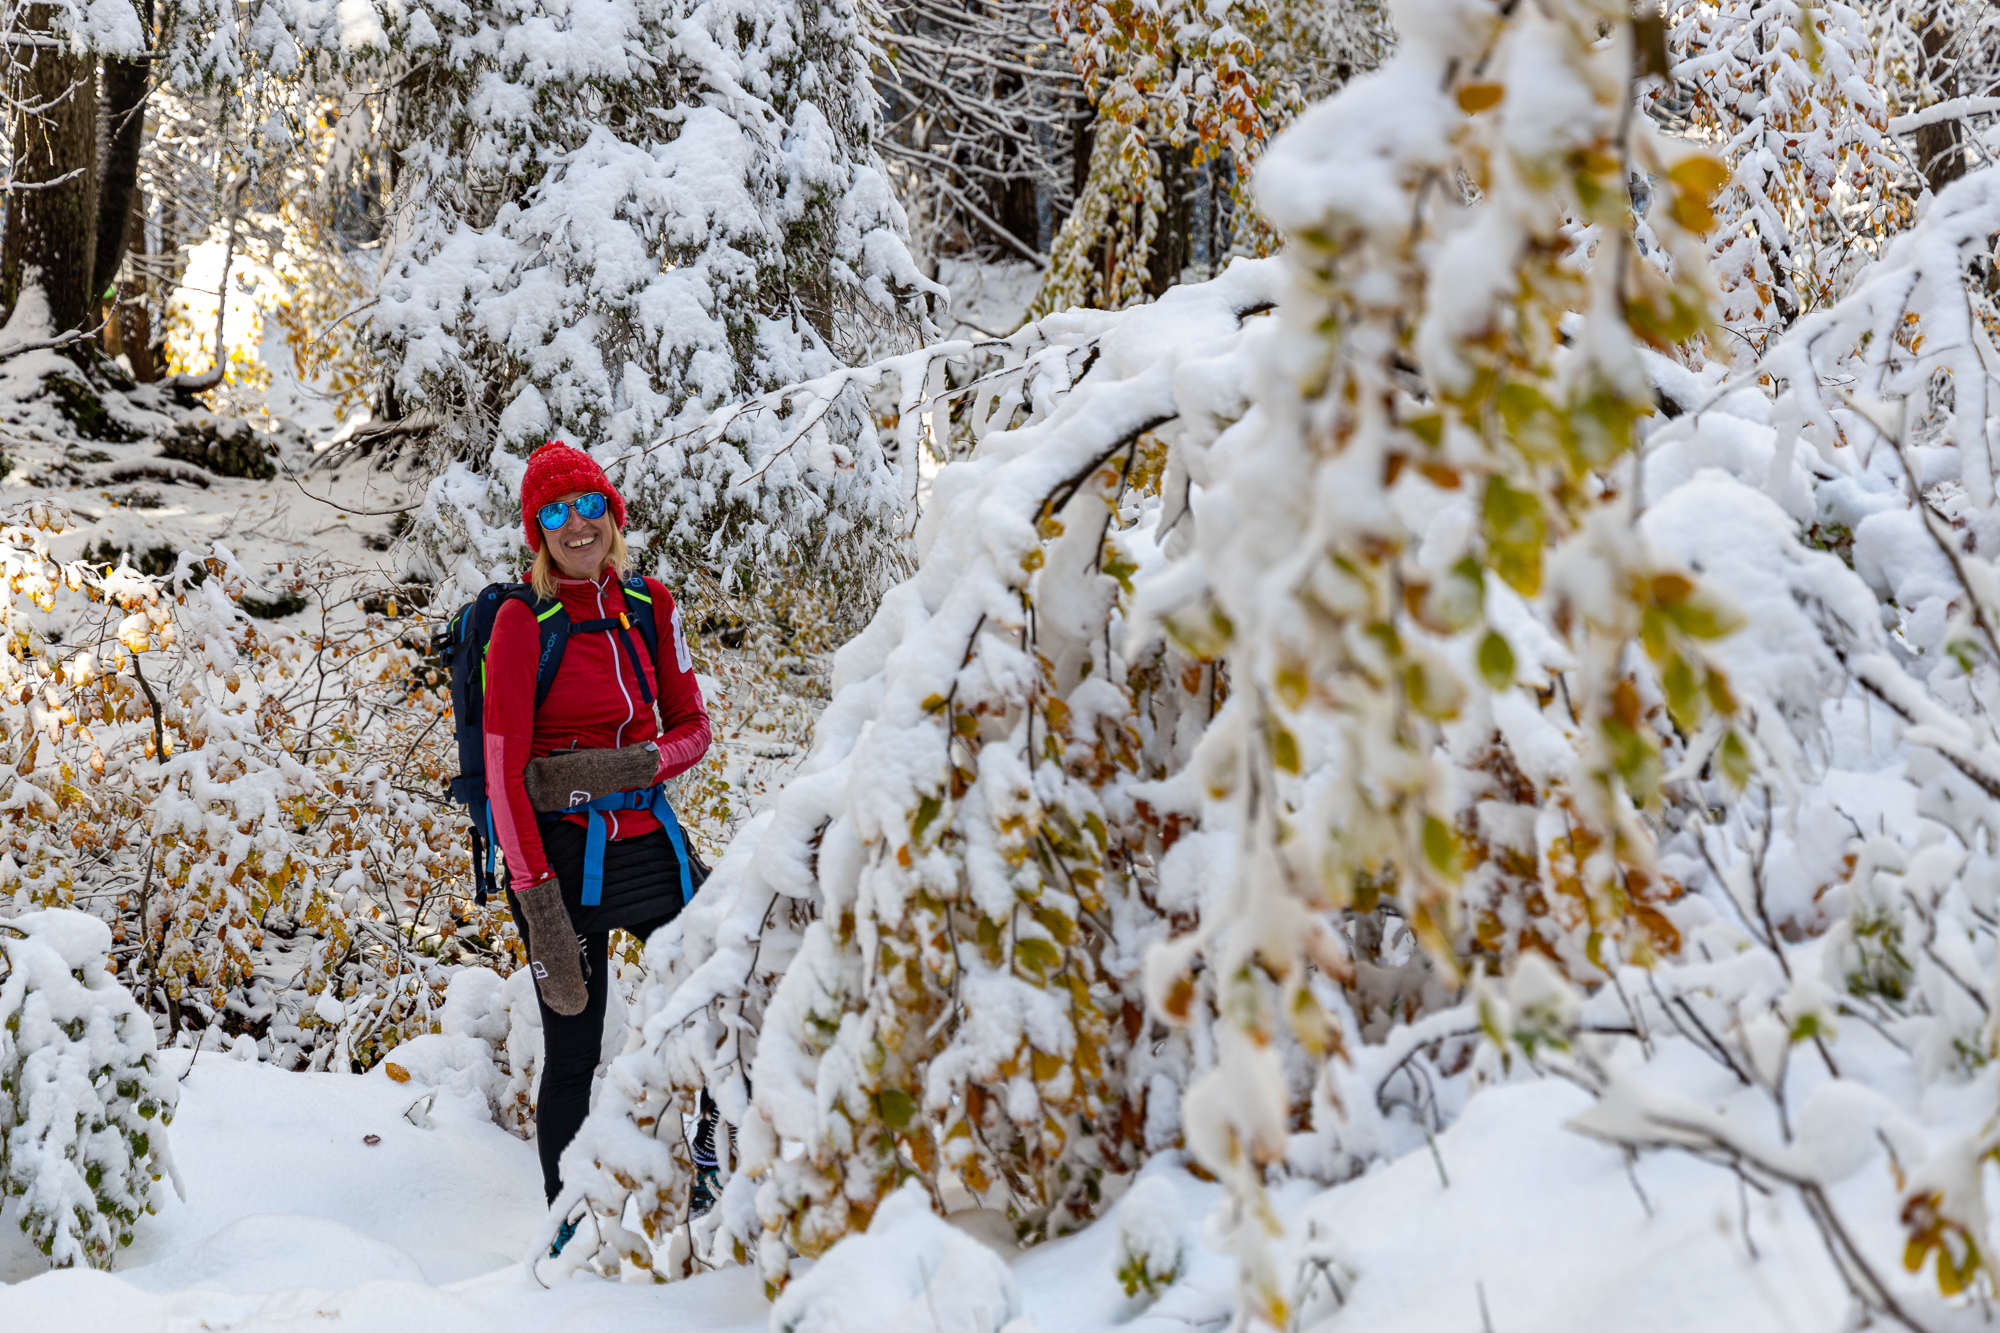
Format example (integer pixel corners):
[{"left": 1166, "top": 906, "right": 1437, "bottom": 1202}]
[{"left": 562, "top": 612, "right": 656, "bottom": 707}]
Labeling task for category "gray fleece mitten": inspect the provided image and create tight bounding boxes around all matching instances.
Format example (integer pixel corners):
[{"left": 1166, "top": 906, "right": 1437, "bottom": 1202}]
[
  {"left": 522, "top": 741, "right": 660, "bottom": 812},
  {"left": 514, "top": 878, "right": 589, "bottom": 1016}
]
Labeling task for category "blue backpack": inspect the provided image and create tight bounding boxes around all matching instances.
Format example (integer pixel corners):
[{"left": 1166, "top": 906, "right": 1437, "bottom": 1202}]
[{"left": 432, "top": 577, "right": 698, "bottom": 906}]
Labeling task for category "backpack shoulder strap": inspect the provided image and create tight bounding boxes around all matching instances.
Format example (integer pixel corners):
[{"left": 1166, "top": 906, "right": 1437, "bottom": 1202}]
[
  {"left": 621, "top": 575, "right": 661, "bottom": 666},
  {"left": 511, "top": 588, "right": 571, "bottom": 711}
]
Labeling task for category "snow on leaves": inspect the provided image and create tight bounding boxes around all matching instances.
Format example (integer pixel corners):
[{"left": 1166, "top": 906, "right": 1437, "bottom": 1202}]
[
  {"left": 0, "top": 488, "right": 505, "bottom": 1082},
  {"left": 548, "top": 268, "right": 1276, "bottom": 1285},
  {"left": 1656, "top": 0, "right": 1906, "bottom": 351},
  {"left": 0, "top": 909, "right": 181, "bottom": 1269}
]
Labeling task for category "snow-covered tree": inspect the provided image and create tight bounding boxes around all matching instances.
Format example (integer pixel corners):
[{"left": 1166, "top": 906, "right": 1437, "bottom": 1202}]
[
  {"left": 1031, "top": 0, "right": 1308, "bottom": 314},
  {"left": 1871, "top": 0, "right": 2000, "bottom": 194},
  {"left": 1655, "top": 0, "right": 1912, "bottom": 355},
  {"left": 0, "top": 0, "right": 150, "bottom": 334},
  {"left": 1027, "top": 0, "right": 1399, "bottom": 318},
  {"left": 868, "top": 0, "right": 1080, "bottom": 269},
  {"left": 1, "top": 909, "right": 181, "bottom": 1268},
  {"left": 369, "top": 0, "right": 937, "bottom": 594}
]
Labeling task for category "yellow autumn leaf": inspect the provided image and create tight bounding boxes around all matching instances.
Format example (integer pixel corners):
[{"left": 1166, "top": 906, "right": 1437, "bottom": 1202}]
[
  {"left": 1667, "top": 154, "right": 1731, "bottom": 198},
  {"left": 1457, "top": 83, "right": 1504, "bottom": 113}
]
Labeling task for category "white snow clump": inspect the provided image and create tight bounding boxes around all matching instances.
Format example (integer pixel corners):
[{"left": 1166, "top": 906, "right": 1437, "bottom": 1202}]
[
  {"left": 0, "top": 909, "right": 182, "bottom": 1268},
  {"left": 769, "top": 1183, "right": 1023, "bottom": 1333},
  {"left": 1114, "top": 1173, "right": 1187, "bottom": 1300}
]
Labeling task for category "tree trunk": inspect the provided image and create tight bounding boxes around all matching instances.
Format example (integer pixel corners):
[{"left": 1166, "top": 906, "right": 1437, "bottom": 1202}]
[
  {"left": 94, "top": 50, "right": 151, "bottom": 305},
  {"left": 2, "top": 5, "right": 99, "bottom": 332},
  {"left": 1916, "top": 7, "right": 1963, "bottom": 195},
  {"left": 1145, "top": 141, "right": 1195, "bottom": 297},
  {"left": 114, "top": 191, "right": 153, "bottom": 380}
]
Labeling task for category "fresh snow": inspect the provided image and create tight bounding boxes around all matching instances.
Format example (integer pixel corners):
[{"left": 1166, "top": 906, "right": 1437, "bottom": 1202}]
[
  {"left": 0, "top": 1042, "right": 1872, "bottom": 1331},
  {"left": 0, "top": 1049, "right": 769, "bottom": 1328}
]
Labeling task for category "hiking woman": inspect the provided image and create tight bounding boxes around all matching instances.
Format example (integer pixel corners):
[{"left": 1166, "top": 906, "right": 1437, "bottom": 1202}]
[{"left": 483, "top": 440, "right": 711, "bottom": 1213}]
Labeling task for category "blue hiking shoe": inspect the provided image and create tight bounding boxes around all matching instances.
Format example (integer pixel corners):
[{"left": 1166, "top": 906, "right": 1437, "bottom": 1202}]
[
  {"left": 549, "top": 1218, "right": 579, "bottom": 1257},
  {"left": 690, "top": 1167, "right": 721, "bottom": 1218}
]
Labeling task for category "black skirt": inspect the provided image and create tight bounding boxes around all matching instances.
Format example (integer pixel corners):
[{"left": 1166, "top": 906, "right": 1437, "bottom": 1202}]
[{"left": 529, "top": 819, "right": 704, "bottom": 936}]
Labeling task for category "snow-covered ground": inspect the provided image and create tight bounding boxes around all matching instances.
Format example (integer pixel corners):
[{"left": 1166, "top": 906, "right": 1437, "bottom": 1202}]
[
  {"left": 935, "top": 257, "right": 1042, "bottom": 339},
  {"left": 0, "top": 1039, "right": 1852, "bottom": 1332},
  {"left": 0, "top": 1046, "right": 770, "bottom": 1329}
]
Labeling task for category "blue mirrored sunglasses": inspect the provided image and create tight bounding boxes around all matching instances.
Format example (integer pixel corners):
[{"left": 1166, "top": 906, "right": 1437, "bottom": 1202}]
[{"left": 538, "top": 491, "right": 609, "bottom": 530}]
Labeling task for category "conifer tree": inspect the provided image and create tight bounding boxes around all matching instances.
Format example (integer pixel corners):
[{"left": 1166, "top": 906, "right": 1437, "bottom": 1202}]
[{"left": 370, "top": 0, "right": 937, "bottom": 588}]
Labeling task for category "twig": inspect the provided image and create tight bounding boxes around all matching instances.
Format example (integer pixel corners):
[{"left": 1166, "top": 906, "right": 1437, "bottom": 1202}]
[
  {"left": 128, "top": 651, "right": 167, "bottom": 760},
  {"left": 0, "top": 322, "right": 101, "bottom": 360},
  {"left": 1425, "top": 1128, "right": 1449, "bottom": 1188}
]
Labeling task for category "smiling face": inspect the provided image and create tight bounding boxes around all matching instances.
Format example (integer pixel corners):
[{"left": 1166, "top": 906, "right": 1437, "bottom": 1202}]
[{"left": 543, "top": 490, "right": 618, "bottom": 581}]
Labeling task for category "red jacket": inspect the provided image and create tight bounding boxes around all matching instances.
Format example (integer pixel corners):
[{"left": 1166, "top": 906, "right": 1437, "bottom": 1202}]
[{"left": 483, "top": 570, "right": 712, "bottom": 894}]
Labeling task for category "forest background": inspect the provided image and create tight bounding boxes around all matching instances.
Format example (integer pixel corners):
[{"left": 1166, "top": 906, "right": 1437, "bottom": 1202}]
[{"left": 9, "top": 0, "right": 2000, "bottom": 1329}]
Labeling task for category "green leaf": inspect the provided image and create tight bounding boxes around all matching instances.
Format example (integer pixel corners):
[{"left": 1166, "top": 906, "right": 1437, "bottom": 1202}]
[
  {"left": 1477, "top": 631, "right": 1515, "bottom": 691},
  {"left": 911, "top": 794, "right": 943, "bottom": 845},
  {"left": 1430, "top": 556, "right": 1485, "bottom": 632},
  {"left": 875, "top": 1088, "right": 917, "bottom": 1129},
  {"left": 1269, "top": 723, "right": 1301, "bottom": 774},
  {"left": 1663, "top": 591, "right": 1743, "bottom": 640},
  {"left": 1662, "top": 654, "right": 1704, "bottom": 732},
  {"left": 1482, "top": 477, "right": 1546, "bottom": 595},
  {"left": 1497, "top": 383, "right": 1565, "bottom": 461},
  {"left": 1275, "top": 662, "right": 1309, "bottom": 709},
  {"left": 1639, "top": 606, "right": 1669, "bottom": 661},
  {"left": 1717, "top": 729, "right": 1752, "bottom": 789},
  {"left": 1571, "top": 387, "right": 1641, "bottom": 467},
  {"left": 1103, "top": 546, "right": 1141, "bottom": 595},
  {"left": 1015, "top": 937, "right": 1062, "bottom": 980},
  {"left": 1602, "top": 718, "right": 1663, "bottom": 806},
  {"left": 1404, "top": 657, "right": 1465, "bottom": 720},
  {"left": 1422, "top": 814, "right": 1461, "bottom": 882}
]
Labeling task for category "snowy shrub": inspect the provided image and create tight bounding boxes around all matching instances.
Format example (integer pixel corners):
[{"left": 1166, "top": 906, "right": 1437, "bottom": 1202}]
[
  {"left": 767, "top": 1182, "right": 1022, "bottom": 1333},
  {"left": 437, "top": 966, "right": 543, "bottom": 1134},
  {"left": 0, "top": 488, "right": 512, "bottom": 1073},
  {"left": 1113, "top": 1174, "right": 1185, "bottom": 1300},
  {"left": 0, "top": 910, "right": 181, "bottom": 1268}
]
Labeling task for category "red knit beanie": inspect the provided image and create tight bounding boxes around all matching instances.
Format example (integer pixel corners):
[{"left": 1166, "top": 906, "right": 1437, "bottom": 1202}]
[{"left": 520, "top": 440, "right": 627, "bottom": 553}]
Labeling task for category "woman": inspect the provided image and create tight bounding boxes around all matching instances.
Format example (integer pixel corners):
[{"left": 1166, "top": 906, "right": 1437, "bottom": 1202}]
[{"left": 483, "top": 440, "right": 711, "bottom": 1224}]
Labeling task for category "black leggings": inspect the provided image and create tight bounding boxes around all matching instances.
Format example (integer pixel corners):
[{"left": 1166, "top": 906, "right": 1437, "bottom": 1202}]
[{"left": 533, "top": 913, "right": 672, "bottom": 1204}]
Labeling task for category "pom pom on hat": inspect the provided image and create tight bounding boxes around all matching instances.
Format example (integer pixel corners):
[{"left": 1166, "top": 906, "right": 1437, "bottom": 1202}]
[{"left": 520, "top": 440, "right": 626, "bottom": 552}]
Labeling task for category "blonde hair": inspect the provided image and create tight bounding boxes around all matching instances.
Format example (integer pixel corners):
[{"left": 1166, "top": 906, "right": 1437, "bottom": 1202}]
[{"left": 531, "top": 527, "right": 631, "bottom": 599}]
